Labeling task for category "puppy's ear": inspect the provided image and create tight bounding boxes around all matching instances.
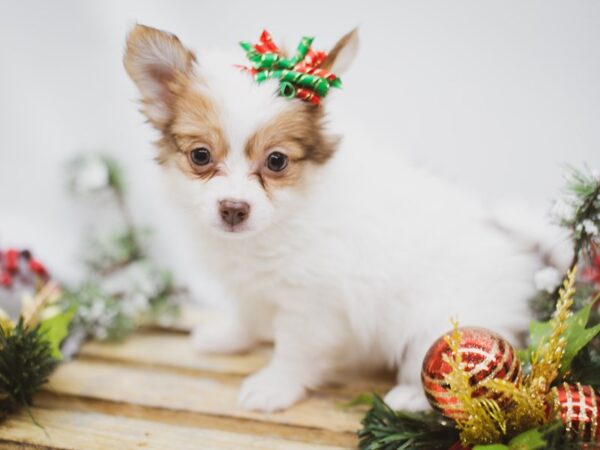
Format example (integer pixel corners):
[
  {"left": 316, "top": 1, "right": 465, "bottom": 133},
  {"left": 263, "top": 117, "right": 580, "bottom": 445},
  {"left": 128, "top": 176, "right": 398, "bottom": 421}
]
[
  {"left": 321, "top": 28, "right": 359, "bottom": 76},
  {"left": 123, "top": 24, "right": 196, "bottom": 129}
]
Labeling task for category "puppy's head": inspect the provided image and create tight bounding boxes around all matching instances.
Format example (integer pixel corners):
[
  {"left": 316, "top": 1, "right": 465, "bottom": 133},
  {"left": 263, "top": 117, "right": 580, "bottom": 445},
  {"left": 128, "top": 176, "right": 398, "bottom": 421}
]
[{"left": 124, "top": 25, "right": 358, "bottom": 237}]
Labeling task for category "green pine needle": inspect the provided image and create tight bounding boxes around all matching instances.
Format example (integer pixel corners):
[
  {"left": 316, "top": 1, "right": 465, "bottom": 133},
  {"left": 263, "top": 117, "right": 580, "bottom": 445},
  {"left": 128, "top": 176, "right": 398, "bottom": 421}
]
[
  {"left": 528, "top": 421, "right": 598, "bottom": 450},
  {"left": 559, "top": 167, "right": 600, "bottom": 266},
  {"left": 357, "top": 395, "right": 459, "bottom": 450},
  {"left": 0, "top": 321, "right": 57, "bottom": 415},
  {"left": 570, "top": 338, "right": 600, "bottom": 389},
  {"left": 472, "top": 421, "right": 597, "bottom": 450}
]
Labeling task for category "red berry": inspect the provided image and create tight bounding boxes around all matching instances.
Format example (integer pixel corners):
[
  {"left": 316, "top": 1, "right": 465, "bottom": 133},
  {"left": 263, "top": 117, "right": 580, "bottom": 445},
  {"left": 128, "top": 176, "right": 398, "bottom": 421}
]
[
  {"left": 29, "top": 258, "right": 48, "bottom": 277},
  {"left": 5, "top": 249, "right": 19, "bottom": 272},
  {"left": 0, "top": 272, "right": 11, "bottom": 287}
]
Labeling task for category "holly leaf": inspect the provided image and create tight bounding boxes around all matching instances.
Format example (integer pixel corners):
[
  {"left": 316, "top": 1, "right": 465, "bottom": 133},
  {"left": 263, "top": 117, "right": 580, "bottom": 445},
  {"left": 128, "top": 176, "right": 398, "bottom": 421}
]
[
  {"left": 472, "top": 428, "right": 549, "bottom": 450},
  {"left": 516, "top": 348, "right": 531, "bottom": 374},
  {"left": 527, "top": 302, "right": 600, "bottom": 377},
  {"left": 507, "top": 427, "right": 547, "bottom": 449},
  {"left": 38, "top": 305, "right": 76, "bottom": 360},
  {"left": 339, "top": 392, "right": 374, "bottom": 408}
]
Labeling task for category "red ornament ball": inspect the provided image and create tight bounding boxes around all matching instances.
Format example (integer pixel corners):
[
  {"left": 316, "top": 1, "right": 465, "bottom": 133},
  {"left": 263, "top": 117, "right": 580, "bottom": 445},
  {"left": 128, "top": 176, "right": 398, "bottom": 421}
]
[
  {"left": 552, "top": 382, "right": 599, "bottom": 443},
  {"left": 421, "top": 327, "right": 522, "bottom": 420}
]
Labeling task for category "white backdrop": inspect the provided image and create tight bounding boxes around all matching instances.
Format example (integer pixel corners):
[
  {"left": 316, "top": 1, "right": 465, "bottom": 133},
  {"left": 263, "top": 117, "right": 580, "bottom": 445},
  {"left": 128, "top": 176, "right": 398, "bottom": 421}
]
[{"left": 1, "top": 1, "right": 599, "bottom": 295}]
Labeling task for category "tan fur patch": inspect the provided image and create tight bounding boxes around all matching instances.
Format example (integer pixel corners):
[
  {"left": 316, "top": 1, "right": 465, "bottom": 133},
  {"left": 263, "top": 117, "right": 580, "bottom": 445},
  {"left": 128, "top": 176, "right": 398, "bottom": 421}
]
[
  {"left": 321, "top": 28, "right": 358, "bottom": 73},
  {"left": 155, "top": 84, "right": 229, "bottom": 181},
  {"left": 244, "top": 102, "right": 339, "bottom": 190},
  {"left": 123, "top": 25, "right": 196, "bottom": 131},
  {"left": 172, "top": 88, "right": 229, "bottom": 158}
]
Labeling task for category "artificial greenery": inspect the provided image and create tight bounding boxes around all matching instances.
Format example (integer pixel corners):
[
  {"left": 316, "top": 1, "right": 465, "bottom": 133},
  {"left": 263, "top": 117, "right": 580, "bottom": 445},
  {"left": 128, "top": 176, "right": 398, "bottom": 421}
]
[
  {"left": 524, "top": 301, "right": 600, "bottom": 378},
  {"left": 530, "top": 280, "right": 597, "bottom": 323},
  {"left": 0, "top": 152, "right": 186, "bottom": 420},
  {"left": 570, "top": 343, "right": 600, "bottom": 389},
  {"left": 471, "top": 421, "right": 595, "bottom": 450},
  {"left": 0, "top": 250, "right": 76, "bottom": 419},
  {"left": 63, "top": 283, "right": 136, "bottom": 342},
  {"left": 358, "top": 399, "right": 599, "bottom": 450},
  {"left": 358, "top": 395, "right": 459, "bottom": 450},
  {"left": 532, "top": 167, "right": 600, "bottom": 319},
  {"left": 528, "top": 167, "right": 600, "bottom": 400},
  {"left": 83, "top": 229, "right": 144, "bottom": 276},
  {"left": 531, "top": 166, "right": 600, "bottom": 439},
  {"left": 65, "top": 265, "right": 181, "bottom": 343},
  {"left": 0, "top": 321, "right": 56, "bottom": 416},
  {"left": 357, "top": 166, "right": 600, "bottom": 450},
  {"left": 559, "top": 167, "right": 600, "bottom": 266},
  {"left": 66, "top": 154, "right": 183, "bottom": 344}
]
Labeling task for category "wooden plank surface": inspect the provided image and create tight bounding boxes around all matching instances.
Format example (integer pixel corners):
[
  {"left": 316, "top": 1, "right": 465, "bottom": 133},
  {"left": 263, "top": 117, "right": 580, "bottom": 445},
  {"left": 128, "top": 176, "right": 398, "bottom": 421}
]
[
  {"left": 79, "top": 331, "right": 392, "bottom": 397},
  {"left": 80, "top": 331, "right": 270, "bottom": 376},
  {"left": 45, "top": 360, "right": 364, "bottom": 434},
  {"left": 0, "top": 408, "right": 351, "bottom": 450},
  {"left": 0, "top": 307, "right": 384, "bottom": 449}
]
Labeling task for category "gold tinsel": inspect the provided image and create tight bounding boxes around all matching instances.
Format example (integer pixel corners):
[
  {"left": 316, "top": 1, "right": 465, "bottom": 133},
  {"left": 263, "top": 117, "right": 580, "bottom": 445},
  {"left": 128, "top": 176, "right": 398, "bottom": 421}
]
[{"left": 445, "top": 266, "right": 578, "bottom": 446}]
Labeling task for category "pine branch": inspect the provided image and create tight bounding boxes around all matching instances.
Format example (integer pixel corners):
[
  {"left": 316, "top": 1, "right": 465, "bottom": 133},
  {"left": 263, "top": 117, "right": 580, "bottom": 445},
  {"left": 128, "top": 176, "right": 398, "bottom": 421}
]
[
  {"left": 554, "top": 168, "right": 600, "bottom": 296},
  {"left": 532, "top": 168, "right": 600, "bottom": 321},
  {"left": 535, "top": 421, "right": 600, "bottom": 450},
  {"left": 0, "top": 321, "right": 56, "bottom": 415},
  {"left": 357, "top": 395, "right": 459, "bottom": 450}
]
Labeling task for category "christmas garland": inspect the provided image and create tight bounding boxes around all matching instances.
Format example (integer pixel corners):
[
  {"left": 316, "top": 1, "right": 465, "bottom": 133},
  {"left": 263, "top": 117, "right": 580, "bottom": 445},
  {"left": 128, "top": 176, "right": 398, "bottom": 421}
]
[{"left": 358, "top": 167, "right": 600, "bottom": 449}]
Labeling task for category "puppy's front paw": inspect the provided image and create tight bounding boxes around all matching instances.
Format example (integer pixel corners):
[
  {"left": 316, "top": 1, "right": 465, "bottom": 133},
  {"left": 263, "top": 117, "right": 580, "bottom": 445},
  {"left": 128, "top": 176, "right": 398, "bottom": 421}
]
[
  {"left": 384, "top": 385, "right": 430, "bottom": 411},
  {"left": 238, "top": 367, "right": 306, "bottom": 412},
  {"left": 191, "top": 320, "right": 253, "bottom": 354}
]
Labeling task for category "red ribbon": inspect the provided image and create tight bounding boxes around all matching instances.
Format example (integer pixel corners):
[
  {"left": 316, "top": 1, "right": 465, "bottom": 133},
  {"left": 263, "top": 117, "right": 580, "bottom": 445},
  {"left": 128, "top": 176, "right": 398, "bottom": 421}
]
[
  {"left": 253, "top": 30, "right": 280, "bottom": 54},
  {"left": 239, "top": 30, "right": 339, "bottom": 105}
]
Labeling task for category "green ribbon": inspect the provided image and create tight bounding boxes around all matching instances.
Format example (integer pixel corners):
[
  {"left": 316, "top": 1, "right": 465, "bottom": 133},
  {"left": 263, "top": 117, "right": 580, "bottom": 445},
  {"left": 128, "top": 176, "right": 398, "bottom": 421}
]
[
  {"left": 254, "top": 69, "right": 331, "bottom": 97},
  {"left": 239, "top": 33, "right": 341, "bottom": 103},
  {"left": 279, "top": 81, "right": 296, "bottom": 98}
]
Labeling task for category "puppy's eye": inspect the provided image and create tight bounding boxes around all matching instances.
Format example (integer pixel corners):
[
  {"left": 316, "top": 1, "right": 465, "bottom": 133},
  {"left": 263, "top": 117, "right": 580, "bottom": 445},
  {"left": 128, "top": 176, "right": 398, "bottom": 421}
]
[
  {"left": 266, "top": 151, "right": 288, "bottom": 172},
  {"left": 190, "top": 147, "right": 211, "bottom": 166}
]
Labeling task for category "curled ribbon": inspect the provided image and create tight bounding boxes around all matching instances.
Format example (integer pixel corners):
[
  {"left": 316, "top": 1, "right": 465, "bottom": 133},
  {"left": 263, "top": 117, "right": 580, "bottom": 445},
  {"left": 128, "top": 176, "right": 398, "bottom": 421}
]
[{"left": 237, "top": 30, "right": 342, "bottom": 105}]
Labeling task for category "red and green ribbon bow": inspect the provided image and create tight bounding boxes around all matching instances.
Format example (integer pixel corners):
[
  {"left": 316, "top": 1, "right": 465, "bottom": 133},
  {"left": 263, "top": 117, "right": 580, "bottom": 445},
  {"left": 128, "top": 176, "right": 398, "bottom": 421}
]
[{"left": 238, "top": 30, "right": 342, "bottom": 105}]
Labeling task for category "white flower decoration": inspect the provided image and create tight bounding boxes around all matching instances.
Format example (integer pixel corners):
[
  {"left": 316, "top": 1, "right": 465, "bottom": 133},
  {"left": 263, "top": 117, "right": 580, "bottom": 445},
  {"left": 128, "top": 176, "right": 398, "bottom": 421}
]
[
  {"left": 72, "top": 157, "right": 109, "bottom": 194},
  {"left": 534, "top": 266, "right": 562, "bottom": 293},
  {"left": 550, "top": 198, "right": 573, "bottom": 223},
  {"left": 581, "top": 219, "right": 599, "bottom": 236}
]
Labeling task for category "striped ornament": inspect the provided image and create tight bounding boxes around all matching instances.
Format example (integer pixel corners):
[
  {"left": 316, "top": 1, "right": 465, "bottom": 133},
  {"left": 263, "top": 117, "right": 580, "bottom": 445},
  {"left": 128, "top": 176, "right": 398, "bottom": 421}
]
[
  {"left": 552, "top": 382, "right": 599, "bottom": 443},
  {"left": 421, "top": 327, "right": 522, "bottom": 421}
]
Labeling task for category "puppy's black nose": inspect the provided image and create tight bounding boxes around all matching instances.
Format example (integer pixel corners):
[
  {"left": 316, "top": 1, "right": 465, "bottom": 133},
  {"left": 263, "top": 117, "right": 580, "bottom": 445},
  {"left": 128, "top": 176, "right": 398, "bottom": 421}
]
[{"left": 219, "top": 200, "right": 250, "bottom": 227}]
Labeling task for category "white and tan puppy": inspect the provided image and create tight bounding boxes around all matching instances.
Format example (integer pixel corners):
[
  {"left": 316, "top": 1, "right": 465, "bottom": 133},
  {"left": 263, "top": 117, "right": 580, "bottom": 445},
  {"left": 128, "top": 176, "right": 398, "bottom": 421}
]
[{"left": 124, "top": 25, "right": 554, "bottom": 412}]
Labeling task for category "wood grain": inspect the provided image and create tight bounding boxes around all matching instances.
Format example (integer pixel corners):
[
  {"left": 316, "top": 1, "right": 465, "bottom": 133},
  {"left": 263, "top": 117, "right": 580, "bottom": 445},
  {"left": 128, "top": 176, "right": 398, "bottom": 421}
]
[
  {"left": 79, "top": 332, "right": 393, "bottom": 398},
  {"left": 1, "top": 307, "right": 386, "bottom": 448},
  {"left": 45, "top": 360, "right": 363, "bottom": 434},
  {"left": 81, "top": 332, "right": 270, "bottom": 376},
  {"left": 0, "top": 407, "right": 352, "bottom": 450},
  {"left": 32, "top": 392, "right": 359, "bottom": 448}
]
